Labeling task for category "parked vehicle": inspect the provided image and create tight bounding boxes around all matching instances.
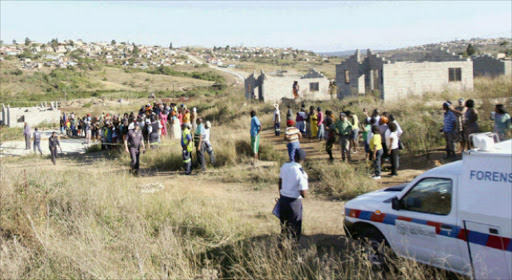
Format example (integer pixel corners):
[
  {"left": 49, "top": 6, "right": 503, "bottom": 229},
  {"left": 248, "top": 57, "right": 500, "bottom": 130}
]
[{"left": 344, "top": 134, "right": 511, "bottom": 279}]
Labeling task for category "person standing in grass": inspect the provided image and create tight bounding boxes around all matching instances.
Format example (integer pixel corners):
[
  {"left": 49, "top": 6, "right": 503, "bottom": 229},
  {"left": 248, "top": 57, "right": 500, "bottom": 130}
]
[
  {"left": 273, "top": 104, "right": 281, "bottom": 136},
  {"left": 23, "top": 122, "right": 31, "bottom": 150},
  {"left": 33, "top": 128, "right": 42, "bottom": 156},
  {"left": 362, "top": 118, "right": 372, "bottom": 161},
  {"left": 491, "top": 104, "right": 511, "bottom": 141},
  {"left": 250, "top": 110, "right": 261, "bottom": 165},
  {"left": 443, "top": 102, "right": 457, "bottom": 159},
  {"left": 284, "top": 119, "right": 302, "bottom": 162},
  {"left": 325, "top": 118, "right": 336, "bottom": 160},
  {"left": 124, "top": 123, "right": 145, "bottom": 176},
  {"left": 347, "top": 111, "right": 359, "bottom": 153},
  {"left": 450, "top": 98, "right": 467, "bottom": 152},
  {"left": 204, "top": 121, "right": 216, "bottom": 164},
  {"left": 370, "top": 125, "right": 383, "bottom": 180},
  {"left": 463, "top": 99, "right": 479, "bottom": 150},
  {"left": 310, "top": 108, "right": 318, "bottom": 139},
  {"left": 278, "top": 148, "right": 308, "bottom": 242},
  {"left": 385, "top": 122, "right": 399, "bottom": 176},
  {"left": 181, "top": 123, "right": 193, "bottom": 175},
  {"left": 48, "top": 132, "right": 62, "bottom": 165},
  {"left": 317, "top": 107, "right": 325, "bottom": 140},
  {"left": 194, "top": 117, "right": 206, "bottom": 172},
  {"left": 335, "top": 112, "right": 353, "bottom": 162}
]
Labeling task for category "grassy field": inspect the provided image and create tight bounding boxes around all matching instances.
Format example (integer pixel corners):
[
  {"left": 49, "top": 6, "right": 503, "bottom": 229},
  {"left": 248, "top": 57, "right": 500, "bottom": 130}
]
[{"left": 1, "top": 61, "right": 509, "bottom": 278}]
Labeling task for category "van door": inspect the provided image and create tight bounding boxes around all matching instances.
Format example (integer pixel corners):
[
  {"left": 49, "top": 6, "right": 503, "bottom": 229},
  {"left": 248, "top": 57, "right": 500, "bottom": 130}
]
[
  {"left": 464, "top": 221, "right": 511, "bottom": 279},
  {"left": 387, "top": 177, "right": 467, "bottom": 272}
]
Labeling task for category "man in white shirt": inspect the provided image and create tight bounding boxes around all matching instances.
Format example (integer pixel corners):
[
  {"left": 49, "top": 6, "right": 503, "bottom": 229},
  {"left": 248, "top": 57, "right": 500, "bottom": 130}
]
[
  {"left": 278, "top": 148, "right": 308, "bottom": 242},
  {"left": 385, "top": 122, "right": 400, "bottom": 176}
]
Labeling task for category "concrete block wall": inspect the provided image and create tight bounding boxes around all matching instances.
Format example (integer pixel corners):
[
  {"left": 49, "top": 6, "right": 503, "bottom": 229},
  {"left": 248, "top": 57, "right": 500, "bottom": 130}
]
[
  {"left": 382, "top": 61, "right": 473, "bottom": 101},
  {"left": 2, "top": 105, "right": 61, "bottom": 128},
  {"left": 335, "top": 50, "right": 364, "bottom": 99},
  {"left": 262, "top": 75, "right": 330, "bottom": 103},
  {"left": 473, "top": 55, "right": 512, "bottom": 77}
]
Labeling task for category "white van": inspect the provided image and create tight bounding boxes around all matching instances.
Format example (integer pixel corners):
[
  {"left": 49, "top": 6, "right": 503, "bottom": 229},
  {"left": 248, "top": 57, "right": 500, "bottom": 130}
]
[{"left": 344, "top": 135, "right": 512, "bottom": 279}]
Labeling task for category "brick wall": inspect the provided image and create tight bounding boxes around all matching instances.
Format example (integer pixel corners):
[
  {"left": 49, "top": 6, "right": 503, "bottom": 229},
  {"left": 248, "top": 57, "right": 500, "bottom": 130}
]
[
  {"left": 382, "top": 60, "right": 473, "bottom": 101},
  {"left": 473, "top": 55, "right": 512, "bottom": 77}
]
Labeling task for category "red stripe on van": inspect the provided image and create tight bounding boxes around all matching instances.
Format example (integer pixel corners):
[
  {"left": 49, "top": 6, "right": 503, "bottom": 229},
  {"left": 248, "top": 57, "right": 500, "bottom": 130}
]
[
  {"left": 370, "top": 213, "right": 386, "bottom": 223},
  {"left": 426, "top": 221, "right": 443, "bottom": 234},
  {"left": 486, "top": 235, "right": 510, "bottom": 251},
  {"left": 457, "top": 229, "right": 468, "bottom": 241},
  {"left": 349, "top": 209, "right": 361, "bottom": 218},
  {"left": 397, "top": 216, "right": 413, "bottom": 222}
]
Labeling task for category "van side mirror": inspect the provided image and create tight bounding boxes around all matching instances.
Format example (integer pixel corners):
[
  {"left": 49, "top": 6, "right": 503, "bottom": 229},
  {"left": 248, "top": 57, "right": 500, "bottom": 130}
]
[{"left": 391, "top": 197, "right": 400, "bottom": 210}]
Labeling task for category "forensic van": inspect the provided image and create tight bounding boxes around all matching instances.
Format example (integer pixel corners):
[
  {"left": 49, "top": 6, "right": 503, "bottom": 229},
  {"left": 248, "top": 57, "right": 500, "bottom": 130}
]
[{"left": 344, "top": 134, "right": 512, "bottom": 279}]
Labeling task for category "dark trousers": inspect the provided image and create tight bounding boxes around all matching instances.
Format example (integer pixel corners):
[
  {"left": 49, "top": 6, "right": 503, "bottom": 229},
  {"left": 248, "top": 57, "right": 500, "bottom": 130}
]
[
  {"left": 444, "top": 132, "right": 456, "bottom": 156},
  {"left": 33, "top": 141, "right": 42, "bottom": 155},
  {"left": 279, "top": 195, "right": 303, "bottom": 242},
  {"left": 183, "top": 149, "right": 192, "bottom": 175},
  {"left": 196, "top": 142, "right": 206, "bottom": 171},
  {"left": 390, "top": 148, "right": 399, "bottom": 175},
  {"left": 25, "top": 134, "right": 31, "bottom": 149},
  {"left": 50, "top": 147, "right": 58, "bottom": 165},
  {"left": 274, "top": 122, "right": 281, "bottom": 136},
  {"left": 326, "top": 137, "right": 335, "bottom": 159},
  {"left": 129, "top": 148, "right": 140, "bottom": 172},
  {"left": 381, "top": 141, "right": 388, "bottom": 159},
  {"left": 373, "top": 149, "right": 383, "bottom": 176}
]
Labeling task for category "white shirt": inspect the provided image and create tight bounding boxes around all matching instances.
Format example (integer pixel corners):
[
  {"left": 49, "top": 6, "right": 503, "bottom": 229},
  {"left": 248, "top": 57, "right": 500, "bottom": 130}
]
[
  {"left": 279, "top": 162, "right": 309, "bottom": 199},
  {"left": 394, "top": 120, "right": 403, "bottom": 137},
  {"left": 273, "top": 109, "right": 281, "bottom": 123},
  {"left": 385, "top": 129, "right": 399, "bottom": 150},
  {"left": 204, "top": 128, "right": 211, "bottom": 143}
]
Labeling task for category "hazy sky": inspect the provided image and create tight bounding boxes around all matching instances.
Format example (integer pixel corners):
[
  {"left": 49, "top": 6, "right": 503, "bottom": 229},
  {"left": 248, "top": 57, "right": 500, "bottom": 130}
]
[{"left": 1, "top": 1, "right": 510, "bottom": 52}]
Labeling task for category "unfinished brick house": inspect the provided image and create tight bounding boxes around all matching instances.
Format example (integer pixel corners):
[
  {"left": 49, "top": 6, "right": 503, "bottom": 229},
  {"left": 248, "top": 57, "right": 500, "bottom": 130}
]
[
  {"left": 244, "top": 69, "right": 331, "bottom": 103},
  {"left": 335, "top": 49, "right": 474, "bottom": 101},
  {"left": 472, "top": 54, "right": 512, "bottom": 77}
]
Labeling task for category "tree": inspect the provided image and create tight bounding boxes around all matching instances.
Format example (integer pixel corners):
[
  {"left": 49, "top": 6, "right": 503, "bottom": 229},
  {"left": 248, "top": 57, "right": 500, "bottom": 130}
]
[
  {"left": 0, "top": 40, "right": 3, "bottom": 46},
  {"left": 225, "top": 45, "right": 230, "bottom": 51},
  {"left": 132, "top": 43, "right": 140, "bottom": 56},
  {"left": 169, "top": 42, "right": 173, "bottom": 50},
  {"left": 50, "top": 38, "right": 59, "bottom": 51},
  {"left": 12, "top": 39, "right": 17, "bottom": 45},
  {"left": 24, "top": 37, "right": 31, "bottom": 46},
  {"left": 69, "top": 40, "right": 74, "bottom": 47},
  {"left": 111, "top": 39, "right": 116, "bottom": 45},
  {"left": 466, "top": 44, "right": 476, "bottom": 56}
]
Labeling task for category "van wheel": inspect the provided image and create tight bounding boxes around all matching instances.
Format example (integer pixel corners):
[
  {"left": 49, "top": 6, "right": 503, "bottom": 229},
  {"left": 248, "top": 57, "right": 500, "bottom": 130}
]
[{"left": 359, "top": 227, "right": 390, "bottom": 270}]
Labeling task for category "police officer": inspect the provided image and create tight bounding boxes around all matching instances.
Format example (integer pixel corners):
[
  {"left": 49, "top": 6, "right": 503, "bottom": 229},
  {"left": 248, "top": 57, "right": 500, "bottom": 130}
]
[
  {"left": 148, "top": 115, "right": 161, "bottom": 149},
  {"left": 181, "top": 123, "right": 193, "bottom": 175},
  {"left": 48, "top": 132, "right": 62, "bottom": 165},
  {"left": 33, "top": 128, "right": 43, "bottom": 155},
  {"left": 124, "top": 122, "right": 145, "bottom": 176}
]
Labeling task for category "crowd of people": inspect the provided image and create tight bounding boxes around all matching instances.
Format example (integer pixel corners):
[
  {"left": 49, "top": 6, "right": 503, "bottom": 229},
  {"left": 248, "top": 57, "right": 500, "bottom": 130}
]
[
  {"left": 55, "top": 102, "right": 215, "bottom": 173},
  {"left": 274, "top": 103, "right": 403, "bottom": 180},
  {"left": 443, "top": 99, "right": 511, "bottom": 159}
]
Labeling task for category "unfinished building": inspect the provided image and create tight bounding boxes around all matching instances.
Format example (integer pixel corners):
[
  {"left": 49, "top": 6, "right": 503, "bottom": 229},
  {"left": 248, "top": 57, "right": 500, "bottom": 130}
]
[
  {"left": 1, "top": 102, "right": 61, "bottom": 128},
  {"left": 335, "top": 49, "right": 474, "bottom": 101},
  {"left": 472, "top": 54, "right": 512, "bottom": 77},
  {"left": 245, "top": 69, "right": 331, "bottom": 103}
]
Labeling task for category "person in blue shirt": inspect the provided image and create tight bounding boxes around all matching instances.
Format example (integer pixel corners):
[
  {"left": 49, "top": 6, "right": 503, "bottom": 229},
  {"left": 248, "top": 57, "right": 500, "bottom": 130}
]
[
  {"left": 443, "top": 101, "right": 457, "bottom": 159},
  {"left": 250, "top": 110, "right": 261, "bottom": 165}
]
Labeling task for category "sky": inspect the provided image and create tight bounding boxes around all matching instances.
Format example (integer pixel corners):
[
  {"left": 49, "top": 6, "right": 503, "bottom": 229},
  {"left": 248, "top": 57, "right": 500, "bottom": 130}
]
[{"left": 1, "top": 1, "right": 511, "bottom": 52}]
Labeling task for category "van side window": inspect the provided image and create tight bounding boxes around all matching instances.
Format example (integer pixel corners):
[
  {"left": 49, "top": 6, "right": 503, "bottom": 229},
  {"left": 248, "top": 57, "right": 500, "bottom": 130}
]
[{"left": 401, "top": 178, "right": 452, "bottom": 215}]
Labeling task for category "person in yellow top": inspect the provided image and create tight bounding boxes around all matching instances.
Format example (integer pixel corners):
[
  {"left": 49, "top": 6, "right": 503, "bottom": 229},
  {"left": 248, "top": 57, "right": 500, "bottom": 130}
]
[
  {"left": 310, "top": 108, "right": 318, "bottom": 139},
  {"left": 183, "top": 109, "right": 191, "bottom": 125},
  {"left": 369, "top": 125, "right": 383, "bottom": 180}
]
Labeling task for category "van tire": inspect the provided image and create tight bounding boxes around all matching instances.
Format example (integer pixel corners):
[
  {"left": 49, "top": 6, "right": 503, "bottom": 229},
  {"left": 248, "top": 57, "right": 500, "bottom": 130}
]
[{"left": 359, "top": 226, "right": 391, "bottom": 270}]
